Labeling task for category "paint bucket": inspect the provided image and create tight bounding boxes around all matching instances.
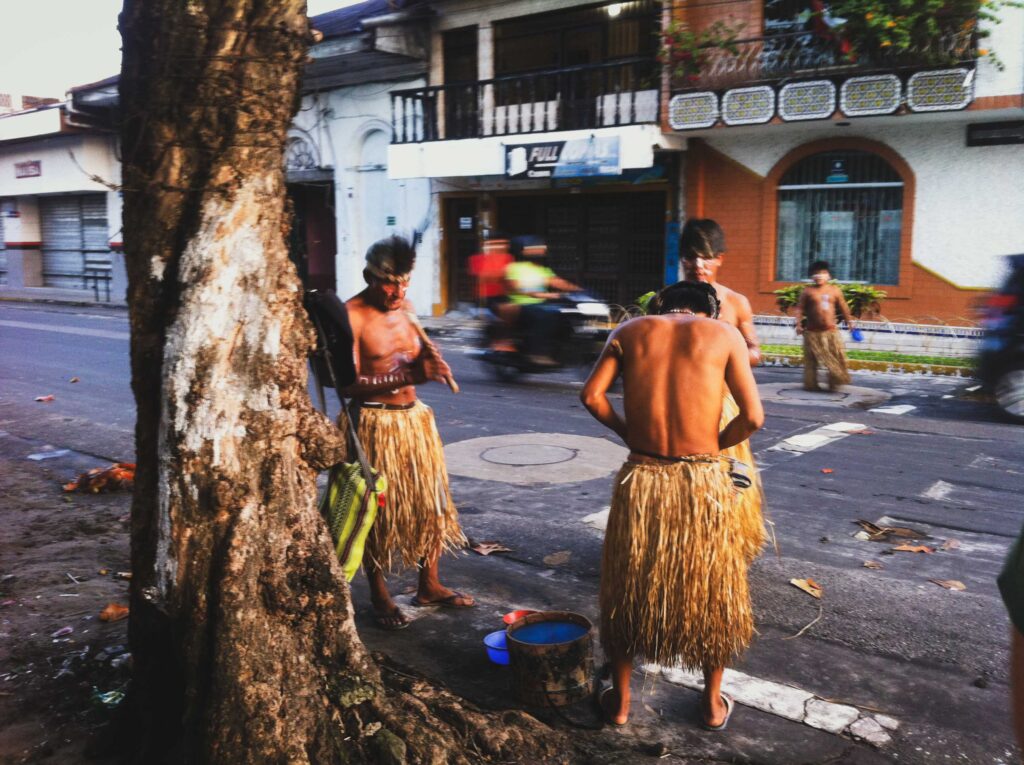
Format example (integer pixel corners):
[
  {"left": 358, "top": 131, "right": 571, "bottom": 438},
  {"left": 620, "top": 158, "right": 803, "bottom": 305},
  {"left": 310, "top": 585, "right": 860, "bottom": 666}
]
[
  {"left": 483, "top": 630, "right": 510, "bottom": 666},
  {"left": 506, "top": 611, "right": 593, "bottom": 707}
]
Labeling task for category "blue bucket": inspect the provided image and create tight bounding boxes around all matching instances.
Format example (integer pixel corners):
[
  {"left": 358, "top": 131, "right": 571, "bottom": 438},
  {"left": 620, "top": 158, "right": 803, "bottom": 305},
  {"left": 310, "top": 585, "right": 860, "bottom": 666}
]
[
  {"left": 851, "top": 327, "right": 865, "bottom": 342},
  {"left": 483, "top": 630, "right": 510, "bottom": 665}
]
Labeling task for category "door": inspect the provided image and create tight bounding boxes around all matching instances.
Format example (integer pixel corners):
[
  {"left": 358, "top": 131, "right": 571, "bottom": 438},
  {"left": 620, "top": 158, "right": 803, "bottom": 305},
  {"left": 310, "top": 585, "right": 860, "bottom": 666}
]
[
  {"left": 40, "top": 194, "right": 108, "bottom": 289},
  {"left": 444, "top": 197, "right": 480, "bottom": 307},
  {"left": 287, "top": 183, "right": 337, "bottom": 292}
]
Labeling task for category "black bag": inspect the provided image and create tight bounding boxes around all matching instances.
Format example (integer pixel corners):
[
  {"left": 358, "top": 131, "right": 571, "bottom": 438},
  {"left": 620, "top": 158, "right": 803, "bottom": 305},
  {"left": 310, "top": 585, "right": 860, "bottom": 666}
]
[{"left": 304, "top": 289, "right": 357, "bottom": 389}]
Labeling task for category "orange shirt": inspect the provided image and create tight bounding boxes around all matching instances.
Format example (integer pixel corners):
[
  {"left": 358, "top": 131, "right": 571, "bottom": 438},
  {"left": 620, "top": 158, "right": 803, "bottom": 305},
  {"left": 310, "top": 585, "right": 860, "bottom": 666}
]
[{"left": 468, "top": 251, "right": 514, "bottom": 298}]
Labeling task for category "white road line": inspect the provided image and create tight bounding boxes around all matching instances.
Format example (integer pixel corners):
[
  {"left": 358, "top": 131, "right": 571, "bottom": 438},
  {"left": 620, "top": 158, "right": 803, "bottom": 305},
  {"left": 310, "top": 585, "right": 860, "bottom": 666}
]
[
  {"left": 922, "top": 480, "right": 954, "bottom": 501},
  {"left": 0, "top": 319, "right": 130, "bottom": 341},
  {"left": 870, "top": 404, "right": 916, "bottom": 415},
  {"left": 769, "top": 422, "right": 866, "bottom": 454},
  {"left": 643, "top": 664, "right": 898, "bottom": 745}
]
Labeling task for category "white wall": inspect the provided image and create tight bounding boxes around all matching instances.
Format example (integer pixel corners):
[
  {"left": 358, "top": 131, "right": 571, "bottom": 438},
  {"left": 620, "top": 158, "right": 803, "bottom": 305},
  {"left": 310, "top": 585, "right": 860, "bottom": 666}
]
[
  {"left": 292, "top": 83, "right": 435, "bottom": 312},
  {"left": 0, "top": 133, "right": 119, "bottom": 198},
  {"left": 976, "top": 5, "right": 1024, "bottom": 99},
  {"left": 703, "top": 118, "right": 1024, "bottom": 290}
]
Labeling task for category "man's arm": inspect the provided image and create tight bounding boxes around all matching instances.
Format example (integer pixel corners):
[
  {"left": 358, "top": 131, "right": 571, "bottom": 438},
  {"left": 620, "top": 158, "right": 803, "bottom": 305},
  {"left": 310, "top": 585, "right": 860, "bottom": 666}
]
[
  {"left": 720, "top": 327, "right": 765, "bottom": 451},
  {"left": 580, "top": 334, "right": 627, "bottom": 442},
  {"left": 834, "top": 287, "right": 855, "bottom": 328},
  {"left": 793, "top": 289, "right": 806, "bottom": 336},
  {"left": 735, "top": 293, "right": 762, "bottom": 366}
]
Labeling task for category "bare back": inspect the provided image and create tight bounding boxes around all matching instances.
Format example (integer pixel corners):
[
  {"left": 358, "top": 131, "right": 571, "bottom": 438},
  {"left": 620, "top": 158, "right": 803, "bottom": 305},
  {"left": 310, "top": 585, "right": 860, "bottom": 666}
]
[{"left": 614, "top": 315, "right": 746, "bottom": 456}]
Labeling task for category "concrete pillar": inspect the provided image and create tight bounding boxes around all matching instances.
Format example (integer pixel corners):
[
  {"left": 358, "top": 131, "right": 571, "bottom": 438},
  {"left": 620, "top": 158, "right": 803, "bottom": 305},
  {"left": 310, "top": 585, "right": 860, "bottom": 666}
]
[{"left": 478, "top": 23, "right": 494, "bottom": 135}]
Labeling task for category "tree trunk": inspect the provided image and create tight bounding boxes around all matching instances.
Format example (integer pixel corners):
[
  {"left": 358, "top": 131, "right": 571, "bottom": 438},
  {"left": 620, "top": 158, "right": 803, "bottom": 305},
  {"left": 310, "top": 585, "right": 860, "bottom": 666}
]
[{"left": 118, "top": 2, "right": 567, "bottom": 762}]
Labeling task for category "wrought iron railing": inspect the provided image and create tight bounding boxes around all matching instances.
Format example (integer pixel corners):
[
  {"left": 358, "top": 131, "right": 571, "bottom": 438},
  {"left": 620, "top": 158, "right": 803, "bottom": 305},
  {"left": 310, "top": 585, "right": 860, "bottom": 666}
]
[
  {"left": 391, "top": 58, "right": 660, "bottom": 143},
  {"left": 672, "top": 29, "right": 976, "bottom": 91}
]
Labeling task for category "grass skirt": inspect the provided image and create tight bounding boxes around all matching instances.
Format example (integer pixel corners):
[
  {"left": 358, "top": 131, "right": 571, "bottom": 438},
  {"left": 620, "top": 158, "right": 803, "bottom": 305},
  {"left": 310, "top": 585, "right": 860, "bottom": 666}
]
[
  {"left": 720, "top": 393, "right": 766, "bottom": 562},
  {"left": 803, "top": 329, "right": 851, "bottom": 390},
  {"left": 339, "top": 401, "right": 465, "bottom": 572},
  {"left": 600, "top": 458, "right": 754, "bottom": 669}
]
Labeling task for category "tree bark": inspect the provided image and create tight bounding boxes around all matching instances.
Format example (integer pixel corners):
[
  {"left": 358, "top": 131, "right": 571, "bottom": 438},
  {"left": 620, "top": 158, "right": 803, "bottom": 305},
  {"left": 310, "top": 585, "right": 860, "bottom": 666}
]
[{"left": 118, "top": 2, "right": 568, "bottom": 763}]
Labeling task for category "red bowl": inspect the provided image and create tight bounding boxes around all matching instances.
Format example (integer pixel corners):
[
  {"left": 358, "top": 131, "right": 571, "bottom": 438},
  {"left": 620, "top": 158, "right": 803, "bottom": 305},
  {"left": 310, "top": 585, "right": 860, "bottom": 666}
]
[{"left": 503, "top": 609, "right": 538, "bottom": 626}]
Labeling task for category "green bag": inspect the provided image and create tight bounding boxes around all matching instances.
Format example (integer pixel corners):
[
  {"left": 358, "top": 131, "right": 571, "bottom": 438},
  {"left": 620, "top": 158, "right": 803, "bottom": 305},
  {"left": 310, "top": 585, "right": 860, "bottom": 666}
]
[{"left": 320, "top": 461, "right": 387, "bottom": 581}]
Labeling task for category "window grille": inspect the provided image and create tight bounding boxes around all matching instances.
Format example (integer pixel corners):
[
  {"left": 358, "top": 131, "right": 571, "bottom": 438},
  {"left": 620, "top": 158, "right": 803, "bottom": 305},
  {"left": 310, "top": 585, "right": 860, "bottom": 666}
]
[{"left": 776, "top": 150, "right": 903, "bottom": 285}]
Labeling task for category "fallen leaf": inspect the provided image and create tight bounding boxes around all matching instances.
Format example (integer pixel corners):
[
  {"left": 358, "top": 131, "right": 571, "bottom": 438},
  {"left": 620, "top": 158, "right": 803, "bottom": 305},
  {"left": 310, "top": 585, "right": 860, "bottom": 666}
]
[
  {"left": 69, "top": 377, "right": 80, "bottom": 383},
  {"left": 99, "top": 603, "right": 129, "bottom": 622},
  {"left": 855, "top": 519, "right": 930, "bottom": 542},
  {"left": 790, "top": 578, "right": 823, "bottom": 599},
  {"left": 34, "top": 394, "right": 55, "bottom": 403},
  {"left": 892, "top": 544, "right": 935, "bottom": 554},
  {"left": 98, "top": 568, "right": 109, "bottom": 576},
  {"left": 470, "top": 541, "right": 512, "bottom": 556},
  {"left": 863, "top": 560, "right": 884, "bottom": 569},
  {"left": 941, "top": 539, "right": 960, "bottom": 551},
  {"left": 51, "top": 626, "right": 74, "bottom": 638},
  {"left": 113, "top": 571, "right": 132, "bottom": 581},
  {"left": 930, "top": 579, "right": 966, "bottom": 591},
  {"left": 850, "top": 429, "right": 874, "bottom": 435},
  {"left": 820, "top": 468, "right": 834, "bottom": 474},
  {"left": 63, "top": 463, "right": 136, "bottom": 493},
  {"left": 543, "top": 550, "right": 572, "bottom": 566}
]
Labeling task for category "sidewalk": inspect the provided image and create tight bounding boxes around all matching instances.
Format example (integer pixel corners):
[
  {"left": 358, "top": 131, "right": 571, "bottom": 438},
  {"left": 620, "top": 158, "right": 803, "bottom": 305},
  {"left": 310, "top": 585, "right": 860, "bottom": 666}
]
[{"left": 0, "top": 286, "right": 127, "bottom": 309}]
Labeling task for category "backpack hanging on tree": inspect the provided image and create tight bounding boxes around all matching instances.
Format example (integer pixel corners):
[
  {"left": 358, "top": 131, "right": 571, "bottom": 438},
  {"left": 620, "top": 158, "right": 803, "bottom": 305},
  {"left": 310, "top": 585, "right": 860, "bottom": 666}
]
[{"left": 305, "top": 290, "right": 386, "bottom": 581}]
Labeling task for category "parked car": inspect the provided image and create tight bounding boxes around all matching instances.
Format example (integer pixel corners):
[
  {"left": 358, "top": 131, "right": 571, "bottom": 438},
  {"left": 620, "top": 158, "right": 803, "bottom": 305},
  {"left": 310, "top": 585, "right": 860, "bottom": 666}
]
[{"left": 978, "top": 254, "right": 1024, "bottom": 422}]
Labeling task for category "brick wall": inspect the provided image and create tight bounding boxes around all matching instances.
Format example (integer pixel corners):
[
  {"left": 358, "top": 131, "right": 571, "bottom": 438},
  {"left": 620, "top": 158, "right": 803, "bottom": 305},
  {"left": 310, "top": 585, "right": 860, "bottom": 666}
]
[{"left": 685, "top": 139, "right": 984, "bottom": 325}]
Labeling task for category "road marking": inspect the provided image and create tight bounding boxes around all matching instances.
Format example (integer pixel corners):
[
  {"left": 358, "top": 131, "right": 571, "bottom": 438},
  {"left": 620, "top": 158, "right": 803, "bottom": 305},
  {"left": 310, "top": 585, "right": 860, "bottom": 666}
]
[
  {"left": 870, "top": 404, "right": 916, "bottom": 415},
  {"left": 581, "top": 507, "right": 610, "bottom": 531},
  {"left": 769, "top": 421, "right": 866, "bottom": 454},
  {"left": 643, "top": 663, "right": 898, "bottom": 745},
  {"left": 922, "top": 480, "right": 954, "bottom": 501},
  {"left": 0, "top": 319, "right": 129, "bottom": 341}
]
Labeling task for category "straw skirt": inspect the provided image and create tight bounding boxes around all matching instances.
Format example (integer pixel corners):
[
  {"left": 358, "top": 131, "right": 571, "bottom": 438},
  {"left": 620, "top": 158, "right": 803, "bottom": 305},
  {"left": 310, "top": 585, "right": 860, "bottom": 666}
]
[
  {"left": 720, "top": 393, "right": 766, "bottom": 562},
  {"left": 600, "top": 458, "right": 755, "bottom": 670},
  {"left": 803, "top": 329, "right": 851, "bottom": 390},
  {"left": 339, "top": 401, "right": 465, "bottom": 572}
]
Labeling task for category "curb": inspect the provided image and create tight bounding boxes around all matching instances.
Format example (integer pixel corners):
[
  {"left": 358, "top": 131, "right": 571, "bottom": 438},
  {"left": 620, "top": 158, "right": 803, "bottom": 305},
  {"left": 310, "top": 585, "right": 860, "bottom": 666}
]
[
  {"left": 0, "top": 295, "right": 128, "bottom": 311},
  {"left": 764, "top": 354, "right": 974, "bottom": 377}
]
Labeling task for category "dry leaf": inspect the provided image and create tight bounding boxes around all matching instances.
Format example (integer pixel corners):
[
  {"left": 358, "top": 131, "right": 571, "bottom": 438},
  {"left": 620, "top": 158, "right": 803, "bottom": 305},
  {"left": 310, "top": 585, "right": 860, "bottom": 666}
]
[
  {"left": 113, "top": 571, "right": 132, "bottom": 581},
  {"left": 69, "top": 377, "right": 80, "bottom": 383},
  {"left": 99, "top": 603, "right": 129, "bottom": 622},
  {"left": 543, "top": 550, "right": 571, "bottom": 566},
  {"left": 98, "top": 568, "right": 109, "bottom": 576},
  {"left": 34, "top": 394, "right": 55, "bottom": 402},
  {"left": 941, "top": 539, "right": 960, "bottom": 551},
  {"left": 470, "top": 541, "right": 512, "bottom": 556},
  {"left": 930, "top": 579, "right": 966, "bottom": 591},
  {"left": 892, "top": 544, "right": 935, "bottom": 554},
  {"left": 820, "top": 468, "right": 834, "bottom": 474},
  {"left": 855, "top": 519, "right": 929, "bottom": 541},
  {"left": 863, "top": 560, "right": 884, "bottom": 570},
  {"left": 790, "top": 578, "right": 823, "bottom": 599},
  {"left": 850, "top": 429, "right": 874, "bottom": 435}
]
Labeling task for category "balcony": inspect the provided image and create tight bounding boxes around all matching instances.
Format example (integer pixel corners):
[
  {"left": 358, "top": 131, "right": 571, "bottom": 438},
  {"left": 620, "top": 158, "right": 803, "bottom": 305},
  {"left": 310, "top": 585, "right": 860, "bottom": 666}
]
[
  {"left": 391, "top": 58, "right": 660, "bottom": 144},
  {"left": 667, "top": 28, "right": 978, "bottom": 130}
]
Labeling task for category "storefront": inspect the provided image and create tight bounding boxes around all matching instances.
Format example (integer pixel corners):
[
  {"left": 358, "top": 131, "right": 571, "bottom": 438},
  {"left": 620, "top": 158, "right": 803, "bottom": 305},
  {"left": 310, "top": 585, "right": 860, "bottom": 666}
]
[{"left": 38, "top": 193, "right": 109, "bottom": 289}]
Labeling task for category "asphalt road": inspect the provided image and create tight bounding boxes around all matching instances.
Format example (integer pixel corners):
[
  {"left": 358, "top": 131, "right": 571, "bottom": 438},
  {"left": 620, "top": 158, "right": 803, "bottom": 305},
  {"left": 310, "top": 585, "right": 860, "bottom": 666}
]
[{"left": 2, "top": 301, "right": 1022, "bottom": 764}]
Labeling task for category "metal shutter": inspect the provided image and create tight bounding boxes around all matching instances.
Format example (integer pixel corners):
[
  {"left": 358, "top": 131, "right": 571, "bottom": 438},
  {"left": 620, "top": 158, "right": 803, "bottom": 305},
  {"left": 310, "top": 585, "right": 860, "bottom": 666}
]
[
  {"left": 0, "top": 214, "right": 6, "bottom": 286},
  {"left": 40, "top": 194, "right": 108, "bottom": 289}
]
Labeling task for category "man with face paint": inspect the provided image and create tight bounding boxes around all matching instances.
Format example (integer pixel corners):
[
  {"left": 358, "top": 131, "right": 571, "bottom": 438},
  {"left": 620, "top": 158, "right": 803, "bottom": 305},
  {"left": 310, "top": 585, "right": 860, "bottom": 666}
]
[
  {"left": 341, "top": 236, "right": 473, "bottom": 630},
  {"left": 675, "top": 219, "right": 766, "bottom": 566}
]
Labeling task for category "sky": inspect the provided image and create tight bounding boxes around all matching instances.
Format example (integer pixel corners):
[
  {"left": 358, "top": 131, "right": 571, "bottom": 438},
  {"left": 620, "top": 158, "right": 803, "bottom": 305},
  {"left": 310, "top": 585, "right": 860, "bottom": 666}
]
[{"left": 0, "top": 0, "right": 361, "bottom": 99}]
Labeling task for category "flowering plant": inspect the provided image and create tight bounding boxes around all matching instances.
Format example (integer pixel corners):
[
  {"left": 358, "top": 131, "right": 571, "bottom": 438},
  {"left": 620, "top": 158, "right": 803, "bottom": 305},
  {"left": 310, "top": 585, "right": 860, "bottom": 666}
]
[
  {"left": 659, "top": 20, "right": 745, "bottom": 83},
  {"left": 828, "top": 0, "right": 1022, "bottom": 68}
]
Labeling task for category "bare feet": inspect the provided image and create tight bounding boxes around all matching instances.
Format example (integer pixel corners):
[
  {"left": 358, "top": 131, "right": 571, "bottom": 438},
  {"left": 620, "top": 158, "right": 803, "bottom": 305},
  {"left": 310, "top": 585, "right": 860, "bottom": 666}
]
[
  {"left": 411, "top": 585, "right": 475, "bottom": 608},
  {"left": 372, "top": 603, "right": 410, "bottom": 631},
  {"left": 701, "top": 691, "right": 733, "bottom": 730},
  {"left": 598, "top": 685, "right": 629, "bottom": 726}
]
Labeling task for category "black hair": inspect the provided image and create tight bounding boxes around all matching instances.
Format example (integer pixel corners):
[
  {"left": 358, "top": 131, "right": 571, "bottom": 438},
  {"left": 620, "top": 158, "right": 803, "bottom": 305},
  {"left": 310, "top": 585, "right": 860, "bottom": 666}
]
[
  {"left": 363, "top": 235, "right": 417, "bottom": 283},
  {"left": 651, "top": 281, "right": 720, "bottom": 319},
  {"left": 679, "top": 219, "right": 726, "bottom": 261},
  {"left": 808, "top": 260, "right": 831, "bottom": 277}
]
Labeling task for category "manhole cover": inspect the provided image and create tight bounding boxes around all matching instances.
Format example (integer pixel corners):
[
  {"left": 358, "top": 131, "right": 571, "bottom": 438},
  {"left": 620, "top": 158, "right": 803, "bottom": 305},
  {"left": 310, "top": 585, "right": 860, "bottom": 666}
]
[
  {"left": 479, "top": 444, "right": 579, "bottom": 467},
  {"left": 779, "top": 388, "right": 850, "bottom": 401}
]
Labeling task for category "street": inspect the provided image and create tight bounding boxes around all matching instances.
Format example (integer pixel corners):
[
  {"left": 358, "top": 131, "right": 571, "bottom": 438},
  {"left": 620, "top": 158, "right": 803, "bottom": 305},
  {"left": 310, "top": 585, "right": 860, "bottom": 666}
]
[{"left": 2, "top": 300, "right": 1022, "bottom": 764}]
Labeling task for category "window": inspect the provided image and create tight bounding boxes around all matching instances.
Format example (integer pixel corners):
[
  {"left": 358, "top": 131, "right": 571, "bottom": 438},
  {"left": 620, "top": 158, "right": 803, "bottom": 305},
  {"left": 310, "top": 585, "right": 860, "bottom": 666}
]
[{"left": 775, "top": 150, "right": 903, "bottom": 285}]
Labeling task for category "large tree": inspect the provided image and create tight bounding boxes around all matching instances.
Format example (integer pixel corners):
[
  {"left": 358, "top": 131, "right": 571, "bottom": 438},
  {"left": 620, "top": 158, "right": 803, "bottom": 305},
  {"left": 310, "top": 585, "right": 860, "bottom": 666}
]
[{"left": 117, "top": 1, "right": 566, "bottom": 761}]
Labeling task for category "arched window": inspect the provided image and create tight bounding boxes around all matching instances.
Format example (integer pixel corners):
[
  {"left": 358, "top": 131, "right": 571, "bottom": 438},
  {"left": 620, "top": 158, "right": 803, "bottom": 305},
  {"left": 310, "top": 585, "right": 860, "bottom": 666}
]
[{"left": 775, "top": 150, "right": 903, "bottom": 285}]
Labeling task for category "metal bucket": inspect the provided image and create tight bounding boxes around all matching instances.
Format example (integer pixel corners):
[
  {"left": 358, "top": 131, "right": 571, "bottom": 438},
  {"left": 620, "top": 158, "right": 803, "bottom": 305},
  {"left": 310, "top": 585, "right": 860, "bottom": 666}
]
[{"left": 506, "top": 611, "right": 593, "bottom": 707}]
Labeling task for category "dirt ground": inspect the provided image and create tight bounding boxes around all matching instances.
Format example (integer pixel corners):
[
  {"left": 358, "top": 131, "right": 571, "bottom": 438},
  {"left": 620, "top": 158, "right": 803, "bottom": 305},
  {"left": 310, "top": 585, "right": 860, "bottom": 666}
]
[{"left": 0, "top": 435, "right": 131, "bottom": 765}]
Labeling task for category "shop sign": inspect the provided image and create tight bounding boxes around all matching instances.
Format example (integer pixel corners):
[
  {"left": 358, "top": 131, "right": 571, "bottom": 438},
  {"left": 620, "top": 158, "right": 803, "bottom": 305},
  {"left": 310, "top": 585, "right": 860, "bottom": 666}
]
[
  {"left": 386, "top": 215, "right": 396, "bottom": 225},
  {"left": 458, "top": 216, "right": 473, "bottom": 230},
  {"left": 505, "top": 136, "right": 621, "bottom": 179},
  {"left": 967, "top": 121, "right": 1024, "bottom": 147},
  {"left": 825, "top": 159, "right": 848, "bottom": 183},
  {"left": 15, "top": 160, "right": 41, "bottom": 179}
]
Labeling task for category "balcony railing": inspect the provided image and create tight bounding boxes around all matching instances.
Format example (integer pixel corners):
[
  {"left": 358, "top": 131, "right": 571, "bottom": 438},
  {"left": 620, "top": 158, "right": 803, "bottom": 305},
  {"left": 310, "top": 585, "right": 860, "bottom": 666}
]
[
  {"left": 673, "top": 29, "right": 976, "bottom": 91},
  {"left": 391, "top": 58, "right": 660, "bottom": 144}
]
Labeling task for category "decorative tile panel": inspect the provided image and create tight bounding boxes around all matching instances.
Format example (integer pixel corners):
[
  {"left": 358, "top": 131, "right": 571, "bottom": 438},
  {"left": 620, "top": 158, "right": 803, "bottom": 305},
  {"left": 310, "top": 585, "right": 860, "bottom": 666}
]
[
  {"left": 907, "top": 68, "right": 974, "bottom": 112},
  {"left": 722, "top": 86, "right": 775, "bottom": 125},
  {"left": 779, "top": 80, "right": 837, "bottom": 121},
  {"left": 840, "top": 75, "right": 901, "bottom": 117},
  {"left": 668, "top": 92, "right": 719, "bottom": 130}
]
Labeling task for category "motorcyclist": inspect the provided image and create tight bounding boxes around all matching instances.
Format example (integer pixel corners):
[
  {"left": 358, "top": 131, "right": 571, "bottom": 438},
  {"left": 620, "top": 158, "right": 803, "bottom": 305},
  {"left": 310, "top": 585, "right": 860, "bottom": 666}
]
[{"left": 504, "top": 235, "right": 580, "bottom": 366}]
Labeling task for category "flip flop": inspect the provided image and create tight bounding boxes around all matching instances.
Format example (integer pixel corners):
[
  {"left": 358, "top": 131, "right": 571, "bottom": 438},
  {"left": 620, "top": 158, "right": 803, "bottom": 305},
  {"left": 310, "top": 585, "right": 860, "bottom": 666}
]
[
  {"left": 701, "top": 693, "right": 735, "bottom": 732},
  {"left": 372, "top": 609, "right": 411, "bottom": 631},
  {"left": 592, "top": 667, "right": 628, "bottom": 727},
  {"left": 410, "top": 591, "right": 475, "bottom": 608}
]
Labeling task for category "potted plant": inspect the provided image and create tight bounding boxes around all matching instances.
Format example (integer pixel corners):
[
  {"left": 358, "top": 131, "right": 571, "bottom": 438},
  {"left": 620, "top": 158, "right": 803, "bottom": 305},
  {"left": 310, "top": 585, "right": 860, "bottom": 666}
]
[
  {"left": 659, "top": 20, "right": 745, "bottom": 84},
  {"left": 774, "top": 281, "right": 888, "bottom": 318}
]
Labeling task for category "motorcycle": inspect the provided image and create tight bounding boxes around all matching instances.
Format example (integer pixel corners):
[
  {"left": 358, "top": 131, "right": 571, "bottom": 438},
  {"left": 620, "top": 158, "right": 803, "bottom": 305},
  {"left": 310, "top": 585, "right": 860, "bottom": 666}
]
[{"left": 473, "top": 291, "right": 614, "bottom": 382}]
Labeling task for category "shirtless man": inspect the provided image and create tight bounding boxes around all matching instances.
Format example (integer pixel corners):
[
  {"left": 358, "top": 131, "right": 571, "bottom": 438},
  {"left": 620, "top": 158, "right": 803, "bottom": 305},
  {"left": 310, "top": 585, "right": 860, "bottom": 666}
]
[
  {"left": 793, "top": 260, "right": 855, "bottom": 392},
  {"left": 582, "top": 281, "right": 764, "bottom": 729},
  {"left": 342, "top": 236, "right": 473, "bottom": 630},
  {"left": 678, "top": 218, "right": 761, "bottom": 366}
]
